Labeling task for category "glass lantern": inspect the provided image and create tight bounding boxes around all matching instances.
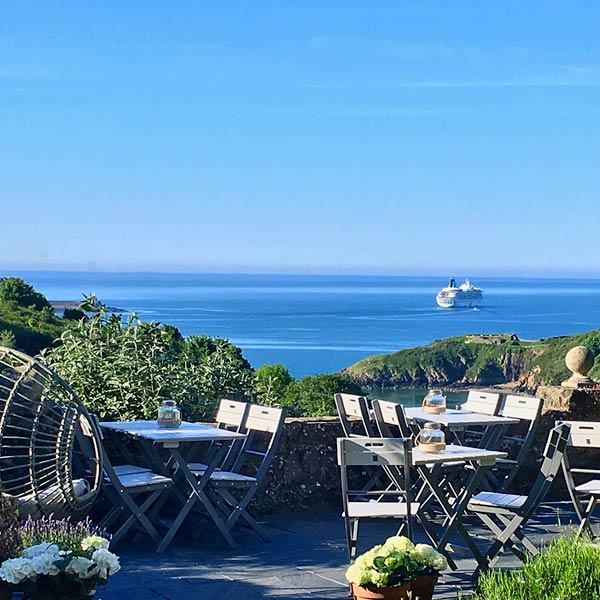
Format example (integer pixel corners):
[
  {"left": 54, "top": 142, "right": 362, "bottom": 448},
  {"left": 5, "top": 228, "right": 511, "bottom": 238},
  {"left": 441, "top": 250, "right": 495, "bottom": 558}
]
[
  {"left": 416, "top": 422, "right": 446, "bottom": 453},
  {"left": 422, "top": 389, "right": 447, "bottom": 414},
  {"left": 157, "top": 400, "right": 182, "bottom": 429}
]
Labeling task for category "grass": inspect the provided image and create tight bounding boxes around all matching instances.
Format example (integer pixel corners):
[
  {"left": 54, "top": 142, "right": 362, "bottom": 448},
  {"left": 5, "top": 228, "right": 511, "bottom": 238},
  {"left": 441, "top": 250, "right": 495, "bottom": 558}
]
[{"left": 472, "top": 537, "right": 600, "bottom": 600}]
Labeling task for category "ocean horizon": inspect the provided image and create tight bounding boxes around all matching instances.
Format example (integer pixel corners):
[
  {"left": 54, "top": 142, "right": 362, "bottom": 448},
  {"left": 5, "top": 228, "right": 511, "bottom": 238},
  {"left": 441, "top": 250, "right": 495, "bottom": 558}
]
[{"left": 6, "top": 270, "right": 600, "bottom": 381}]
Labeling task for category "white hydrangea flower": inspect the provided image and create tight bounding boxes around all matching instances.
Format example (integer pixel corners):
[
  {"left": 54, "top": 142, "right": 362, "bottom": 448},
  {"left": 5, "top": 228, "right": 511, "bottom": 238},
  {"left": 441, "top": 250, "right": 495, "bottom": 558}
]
[
  {"left": 91, "top": 548, "right": 121, "bottom": 578},
  {"left": 66, "top": 556, "right": 98, "bottom": 580},
  {"left": 0, "top": 557, "right": 36, "bottom": 584},
  {"left": 81, "top": 535, "right": 110, "bottom": 552},
  {"left": 384, "top": 535, "right": 414, "bottom": 553},
  {"left": 30, "top": 552, "right": 61, "bottom": 577},
  {"left": 22, "top": 542, "right": 60, "bottom": 559},
  {"left": 413, "top": 543, "right": 437, "bottom": 563},
  {"left": 431, "top": 553, "right": 448, "bottom": 572}
]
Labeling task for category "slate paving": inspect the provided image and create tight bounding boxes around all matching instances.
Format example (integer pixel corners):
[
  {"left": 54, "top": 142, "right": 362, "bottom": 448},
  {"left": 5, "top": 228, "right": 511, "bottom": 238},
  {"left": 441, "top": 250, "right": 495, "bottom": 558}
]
[{"left": 97, "top": 502, "right": 577, "bottom": 600}]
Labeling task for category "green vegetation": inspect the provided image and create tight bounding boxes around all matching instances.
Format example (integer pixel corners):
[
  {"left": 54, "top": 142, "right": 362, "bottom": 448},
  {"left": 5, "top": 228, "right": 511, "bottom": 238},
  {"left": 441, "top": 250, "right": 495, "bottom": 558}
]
[
  {"left": 0, "top": 278, "right": 67, "bottom": 355},
  {"left": 281, "top": 374, "right": 363, "bottom": 417},
  {"left": 345, "top": 332, "right": 600, "bottom": 389},
  {"left": 255, "top": 364, "right": 295, "bottom": 406},
  {"left": 474, "top": 537, "right": 600, "bottom": 600},
  {"left": 42, "top": 309, "right": 255, "bottom": 422}
]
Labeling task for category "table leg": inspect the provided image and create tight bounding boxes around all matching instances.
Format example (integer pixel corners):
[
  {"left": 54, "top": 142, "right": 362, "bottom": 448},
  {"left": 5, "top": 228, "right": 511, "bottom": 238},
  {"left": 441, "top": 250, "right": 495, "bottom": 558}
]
[
  {"left": 156, "top": 442, "right": 236, "bottom": 552},
  {"left": 418, "top": 463, "right": 489, "bottom": 570}
]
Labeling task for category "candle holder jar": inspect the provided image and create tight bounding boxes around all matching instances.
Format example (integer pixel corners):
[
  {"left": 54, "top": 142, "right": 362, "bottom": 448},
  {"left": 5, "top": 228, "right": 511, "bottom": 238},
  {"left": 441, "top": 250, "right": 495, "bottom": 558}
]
[
  {"left": 157, "top": 400, "right": 182, "bottom": 428},
  {"left": 416, "top": 422, "right": 446, "bottom": 453},
  {"left": 422, "top": 389, "right": 447, "bottom": 414}
]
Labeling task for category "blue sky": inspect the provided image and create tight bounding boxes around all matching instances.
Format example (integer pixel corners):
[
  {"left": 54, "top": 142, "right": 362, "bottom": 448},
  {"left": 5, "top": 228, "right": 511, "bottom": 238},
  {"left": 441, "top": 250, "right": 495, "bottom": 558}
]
[{"left": 1, "top": 1, "right": 599, "bottom": 275}]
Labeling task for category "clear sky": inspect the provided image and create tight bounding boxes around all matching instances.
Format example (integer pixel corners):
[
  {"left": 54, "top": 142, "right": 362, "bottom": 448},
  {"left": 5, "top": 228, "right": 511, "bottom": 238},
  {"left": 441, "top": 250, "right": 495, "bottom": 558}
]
[{"left": 1, "top": 1, "right": 599, "bottom": 275}]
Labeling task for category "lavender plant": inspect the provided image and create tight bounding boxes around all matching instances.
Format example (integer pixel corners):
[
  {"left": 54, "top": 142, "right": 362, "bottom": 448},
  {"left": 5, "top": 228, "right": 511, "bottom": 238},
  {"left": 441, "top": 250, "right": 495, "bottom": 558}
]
[{"left": 0, "top": 517, "right": 120, "bottom": 600}]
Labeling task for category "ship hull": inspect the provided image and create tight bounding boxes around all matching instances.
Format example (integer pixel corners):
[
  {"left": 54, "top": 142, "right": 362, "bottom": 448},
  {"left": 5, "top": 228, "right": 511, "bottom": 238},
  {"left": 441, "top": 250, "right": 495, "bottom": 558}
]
[{"left": 436, "top": 292, "right": 483, "bottom": 308}]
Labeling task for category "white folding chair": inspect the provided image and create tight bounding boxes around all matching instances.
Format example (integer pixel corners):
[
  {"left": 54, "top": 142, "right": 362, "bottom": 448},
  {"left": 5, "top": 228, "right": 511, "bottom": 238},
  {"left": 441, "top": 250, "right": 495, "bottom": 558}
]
[
  {"left": 92, "top": 415, "right": 173, "bottom": 549},
  {"left": 559, "top": 420, "right": 600, "bottom": 537},
  {"left": 188, "top": 399, "right": 249, "bottom": 472},
  {"left": 195, "top": 405, "right": 285, "bottom": 542},
  {"left": 491, "top": 394, "right": 543, "bottom": 490},
  {"left": 468, "top": 423, "right": 571, "bottom": 574},
  {"left": 461, "top": 390, "right": 501, "bottom": 415},
  {"left": 372, "top": 399, "right": 412, "bottom": 439},
  {"left": 337, "top": 437, "right": 418, "bottom": 560},
  {"left": 334, "top": 393, "right": 376, "bottom": 437},
  {"left": 459, "top": 390, "right": 502, "bottom": 448}
]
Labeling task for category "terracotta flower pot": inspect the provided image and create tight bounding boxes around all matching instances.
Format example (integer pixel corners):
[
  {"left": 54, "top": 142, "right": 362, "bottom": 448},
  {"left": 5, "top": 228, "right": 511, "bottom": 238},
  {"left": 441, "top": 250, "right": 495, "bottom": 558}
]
[
  {"left": 351, "top": 582, "right": 412, "bottom": 600},
  {"left": 409, "top": 574, "right": 438, "bottom": 600}
]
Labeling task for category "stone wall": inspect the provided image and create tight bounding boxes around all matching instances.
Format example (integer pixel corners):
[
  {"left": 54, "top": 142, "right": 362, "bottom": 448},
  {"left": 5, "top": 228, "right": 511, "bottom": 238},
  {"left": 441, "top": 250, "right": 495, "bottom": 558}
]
[{"left": 254, "top": 416, "right": 344, "bottom": 513}]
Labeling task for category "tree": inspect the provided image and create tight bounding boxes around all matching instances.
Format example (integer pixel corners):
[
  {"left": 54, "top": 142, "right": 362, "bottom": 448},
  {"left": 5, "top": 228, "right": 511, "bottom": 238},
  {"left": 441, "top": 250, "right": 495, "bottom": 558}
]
[
  {"left": 0, "top": 278, "right": 51, "bottom": 310},
  {"left": 254, "top": 364, "right": 294, "bottom": 406},
  {"left": 281, "top": 374, "right": 363, "bottom": 417}
]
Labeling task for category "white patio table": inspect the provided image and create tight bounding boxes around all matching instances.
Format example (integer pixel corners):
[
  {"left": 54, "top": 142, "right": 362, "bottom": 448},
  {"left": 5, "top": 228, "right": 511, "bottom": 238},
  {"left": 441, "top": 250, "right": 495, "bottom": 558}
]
[
  {"left": 411, "top": 444, "right": 507, "bottom": 570},
  {"left": 100, "top": 420, "right": 246, "bottom": 552},
  {"left": 404, "top": 407, "right": 519, "bottom": 446}
]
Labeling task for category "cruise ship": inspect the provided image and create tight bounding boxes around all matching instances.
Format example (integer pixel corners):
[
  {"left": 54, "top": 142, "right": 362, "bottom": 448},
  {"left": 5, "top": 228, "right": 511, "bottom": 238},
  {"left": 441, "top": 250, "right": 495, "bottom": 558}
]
[{"left": 436, "top": 277, "right": 483, "bottom": 308}]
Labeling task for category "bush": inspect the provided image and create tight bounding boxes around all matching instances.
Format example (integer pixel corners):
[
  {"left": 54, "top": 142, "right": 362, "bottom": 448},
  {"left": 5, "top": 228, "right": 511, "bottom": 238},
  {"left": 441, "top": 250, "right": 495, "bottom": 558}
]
[
  {"left": 0, "top": 278, "right": 51, "bottom": 311},
  {"left": 281, "top": 374, "right": 363, "bottom": 417},
  {"left": 254, "top": 364, "right": 294, "bottom": 406},
  {"left": 42, "top": 309, "right": 254, "bottom": 421},
  {"left": 475, "top": 537, "right": 600, "bottom": 600}
]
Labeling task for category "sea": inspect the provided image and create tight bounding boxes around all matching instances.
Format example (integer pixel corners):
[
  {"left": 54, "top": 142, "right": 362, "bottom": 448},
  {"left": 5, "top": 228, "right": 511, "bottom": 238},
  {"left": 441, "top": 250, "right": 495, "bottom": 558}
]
[{"left": 9, "top": 272, "right": 600, "bottom": 405}]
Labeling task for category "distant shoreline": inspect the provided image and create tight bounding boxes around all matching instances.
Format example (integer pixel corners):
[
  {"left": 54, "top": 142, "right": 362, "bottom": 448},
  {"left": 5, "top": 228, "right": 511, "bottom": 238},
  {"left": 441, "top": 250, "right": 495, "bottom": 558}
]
[{"left": 50, "top": 301, "right": 125, "bottom": 313}]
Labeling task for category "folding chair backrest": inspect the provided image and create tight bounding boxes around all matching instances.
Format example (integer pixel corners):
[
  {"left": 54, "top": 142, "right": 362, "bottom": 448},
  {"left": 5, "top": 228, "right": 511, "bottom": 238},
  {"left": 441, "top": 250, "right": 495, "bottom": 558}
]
[
  {"left": 522, "top": 423, "right": 570, "bottom": 516},
  {"left": 372, "top": 400, "right": 412, "bottom": 438},
  {"left": 499, "top": 395, "right": 542, "bottom": 421},
  {"left": 561, "top": 421, "right": 600, "bottom": 448},
  {"left": 334, "top": 393, "right": 375, "bottom": 437},
  {"left": 215, "top": 399, "right": 249, "bottom": 432},
  {"left": 337, "top": 437, "right": 412, "bottom": 468},
  {"left": 88, "top": 414, "right": 124, "bottom": 490},
  {"left": 461, "top": 391, "right": 501, "bottom": 415},
  {"left": 230, "top": 405, "right": 285, "bottom": 480}
]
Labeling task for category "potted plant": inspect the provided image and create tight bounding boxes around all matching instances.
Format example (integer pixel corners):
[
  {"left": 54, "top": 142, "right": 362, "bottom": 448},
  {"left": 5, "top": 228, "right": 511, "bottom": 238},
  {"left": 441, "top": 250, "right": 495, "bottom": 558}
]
[
  {"left": 345, "top": 536, "right": 448, "bottom": 600},
  {"left": 0, "top": 517, "right": 120, "bottom": 600}
]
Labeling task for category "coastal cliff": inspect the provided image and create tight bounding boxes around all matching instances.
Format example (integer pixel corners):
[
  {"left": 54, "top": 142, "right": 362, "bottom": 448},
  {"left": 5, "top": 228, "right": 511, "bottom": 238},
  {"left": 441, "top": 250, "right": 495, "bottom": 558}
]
[{"left": 342, "top": 331, "right": 600, "bottom": 389}]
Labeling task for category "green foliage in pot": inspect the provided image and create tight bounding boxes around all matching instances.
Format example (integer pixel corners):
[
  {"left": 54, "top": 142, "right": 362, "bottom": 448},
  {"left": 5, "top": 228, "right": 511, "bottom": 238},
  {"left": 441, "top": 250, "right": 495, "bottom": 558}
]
[{"left": 474, "top": 536, "right": 600, "bottom": 600}]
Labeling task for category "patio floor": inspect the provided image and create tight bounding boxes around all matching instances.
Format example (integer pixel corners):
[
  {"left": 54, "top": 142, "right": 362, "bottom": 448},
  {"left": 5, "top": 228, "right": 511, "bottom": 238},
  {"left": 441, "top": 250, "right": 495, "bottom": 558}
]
[{"left": 96, "top": 501, "right": 577, "bottom": 600}]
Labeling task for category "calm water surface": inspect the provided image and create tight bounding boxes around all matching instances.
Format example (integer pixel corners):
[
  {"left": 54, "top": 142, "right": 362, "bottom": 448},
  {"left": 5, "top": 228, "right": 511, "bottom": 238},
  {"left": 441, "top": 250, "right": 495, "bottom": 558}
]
[{"left": 10, "top": 272, "right": 600, "bottom": 379}]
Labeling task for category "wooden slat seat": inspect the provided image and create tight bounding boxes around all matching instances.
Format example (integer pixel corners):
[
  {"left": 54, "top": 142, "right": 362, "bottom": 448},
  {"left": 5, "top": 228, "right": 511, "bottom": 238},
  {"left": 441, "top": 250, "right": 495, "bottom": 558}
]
[
  {"left": 113, "top": 464, "right": 152, "bottom": 477},
  {"left": 110, "top": 471, "right": 172, "bottom": 491},
  {"left": 575, "top": 480, "right": 600, "bottom": 495},
  {"left": 345, "top": 501, "right": 420, "bottom": 518},
  {"left": 469, "top": 491, "right": 526, "bottom": 511}
]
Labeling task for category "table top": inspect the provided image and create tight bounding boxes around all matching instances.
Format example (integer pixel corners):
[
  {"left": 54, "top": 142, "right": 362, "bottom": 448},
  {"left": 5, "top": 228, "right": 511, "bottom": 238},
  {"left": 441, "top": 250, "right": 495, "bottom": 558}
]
[
  {"left": 100, "top": 420, "right": 246, "bottom": 443},
  {"left": 404, "top": 407, "right": 519, "bottom": 429},
  {"left": 411, "top": 444, "right": 507, "bottom": 467}
]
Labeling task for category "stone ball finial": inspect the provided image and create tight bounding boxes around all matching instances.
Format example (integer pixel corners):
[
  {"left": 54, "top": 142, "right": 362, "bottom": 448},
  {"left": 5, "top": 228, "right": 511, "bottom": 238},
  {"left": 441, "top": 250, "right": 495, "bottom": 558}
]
[{"left": 562, "top": 345, "right": 595, "bottom": 388}]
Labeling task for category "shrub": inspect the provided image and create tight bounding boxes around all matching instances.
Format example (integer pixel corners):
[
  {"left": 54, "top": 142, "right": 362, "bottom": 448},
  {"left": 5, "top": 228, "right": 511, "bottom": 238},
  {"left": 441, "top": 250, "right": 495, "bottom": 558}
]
[
  {"left": 42, "top": 309, "right": 254, "bottom": 421},
  {"left": 281, "top": 373, "right": 363, "bottom": 417},
  {"left": 0, "top": 278, "right": 51, "bottom": 311},
  {"left": 0, "top": 330, "right": 15, "bottom": 348},
  {"left": 474, "top": 537, "right": 600, "bottom": 600},
  {"left": 254, "top": 364, "right": 294, "bottom": 406}
]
